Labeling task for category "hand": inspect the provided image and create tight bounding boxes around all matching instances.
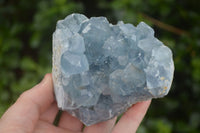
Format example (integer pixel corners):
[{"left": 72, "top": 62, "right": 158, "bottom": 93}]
[{"left": 0, "top": 74, "right": 151, "bottom": 133}]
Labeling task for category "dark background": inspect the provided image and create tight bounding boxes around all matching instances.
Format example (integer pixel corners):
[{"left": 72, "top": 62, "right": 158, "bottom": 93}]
[{"left": 0, "top": 0, "right": 200, "bottom": 132}]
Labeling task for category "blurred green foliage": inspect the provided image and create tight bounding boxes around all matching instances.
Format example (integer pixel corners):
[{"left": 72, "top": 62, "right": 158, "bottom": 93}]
[{"left": 0, "top": 0, "right": 200, "bottom": 132}]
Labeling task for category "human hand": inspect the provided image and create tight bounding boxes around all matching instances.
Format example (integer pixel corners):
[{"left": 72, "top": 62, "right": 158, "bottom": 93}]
[{"left": 0, "top": 73, "right": 151, "bottom": 133}]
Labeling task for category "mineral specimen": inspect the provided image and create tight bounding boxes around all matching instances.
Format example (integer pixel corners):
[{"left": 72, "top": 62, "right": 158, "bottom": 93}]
[{"left": 52, "top": 13, "right": 174, "bottom": 126}]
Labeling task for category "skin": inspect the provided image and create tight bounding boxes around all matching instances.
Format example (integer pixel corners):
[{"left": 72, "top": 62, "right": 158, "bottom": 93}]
[{"left": 0, "top": 73, "right": 151, "bottom": 133}]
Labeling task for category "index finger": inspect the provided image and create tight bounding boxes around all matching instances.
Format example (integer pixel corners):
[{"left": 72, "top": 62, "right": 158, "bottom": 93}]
[
  {"left": 17, "top": 73, "right": 55, "bottom": 114},
  {"left": 0, "top": 73, "right": 55, "bottom": 132}
]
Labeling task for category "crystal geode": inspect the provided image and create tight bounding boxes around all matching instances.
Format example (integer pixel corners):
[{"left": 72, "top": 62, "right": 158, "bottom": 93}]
[{"left": 52, "top": 13, "right": 174, "bottom": 126}]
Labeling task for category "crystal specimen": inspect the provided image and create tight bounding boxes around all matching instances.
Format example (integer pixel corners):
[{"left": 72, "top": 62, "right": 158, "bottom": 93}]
[{"left": 52, "top": 13, "right": 174, "bottom": 126}]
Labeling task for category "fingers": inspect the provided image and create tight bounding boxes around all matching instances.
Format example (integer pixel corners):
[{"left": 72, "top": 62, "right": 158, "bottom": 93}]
[
  {"left": 0, "top": 73, "right": 55, "bottom": 133},
  {"left": 112, "top": 100, "right": 151, "bottom": 133},
  {"left": 58, "top": 111, "right": 83, "bottom": 132},
  {"left": 40, "top": 102, "right": 59, "bottom": 123},
  {"left": 34, "top": 121, "right": 80, "bottom": 133},
  {"left": 84, "top": 117, "right": 117, "bottom": 133}
]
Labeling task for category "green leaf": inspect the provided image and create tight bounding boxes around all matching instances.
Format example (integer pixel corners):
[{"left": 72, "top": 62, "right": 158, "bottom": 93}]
[{"left": 20, "top": 57, "right": 37, "bottom": 71}]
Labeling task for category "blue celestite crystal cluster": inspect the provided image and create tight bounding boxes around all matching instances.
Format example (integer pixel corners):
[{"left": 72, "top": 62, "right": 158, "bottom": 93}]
[{"left": 52, "top": 13, "right": 174, "bottom": 126}]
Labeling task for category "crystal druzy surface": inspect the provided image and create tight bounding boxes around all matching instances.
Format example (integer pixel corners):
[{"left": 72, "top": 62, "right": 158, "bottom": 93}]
[{"left": 52, "top": 13, "right": 174, "bottom": 126}]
